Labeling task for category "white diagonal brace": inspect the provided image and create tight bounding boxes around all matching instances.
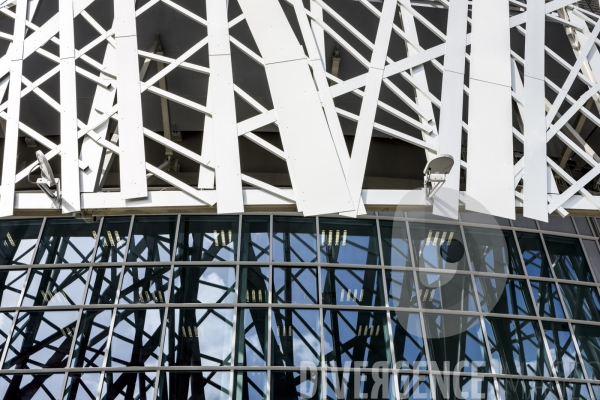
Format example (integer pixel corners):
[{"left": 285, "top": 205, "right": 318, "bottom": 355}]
[
  {"left": 0, "top": 0, "right": 26, "bottom": 217},
  {"left": 59, "top": 0, "right": 80, "bottom": 213},
  {"left": 432, "top": 0, "right": 469, "bottom": 219},
  {"left": 206, "top": 0, "right": 244, "bottom": 213},
  {"left": 198, "top": 83, "right": 214, "bottom": 189},
  {"left": 344, "top": 0, "right": 397, "bottom": 217},
  {"left": 522, "top": 0, "right": 548, "bottom": 222},
  {"left": 114, "top": 0, "right": 147, "bottom": 199}
]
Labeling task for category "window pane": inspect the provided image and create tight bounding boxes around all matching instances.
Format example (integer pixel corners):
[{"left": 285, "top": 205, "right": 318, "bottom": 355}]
[
  {"left": 272, "top": 308, "right": 320, "bottom": 367},
  {"left": 273, "top": 267, "right": 318, "bottom": 304},
  {"left": 485, "top": 317, "right": 551, "bottom": 377},
  {"left": 391, "top": 312, "right": 427, "bottom": 370},
  {"left": 543, "top": 322, "right": 585, "bottom": 379},
  {"left": 324, "top": 310, "right": 391, "bottom": 368},
  {"left": 517, "top": 232, "right": 552, "bottom": 278},
  {"left": 559, "top": 383, "right": 594, "bottom": 400},
  {"left": 127, "top": 216, "right": 177, "bottom": 262},
  {"left": 574, "top": 324, "right": 600, "bottom": 380},
  {"left": 101, "top": 372, "right": 156, "bottom": 400},
  {"left": 273, "top": 217, "right": 317, "bottom": 262},
  {"left": 158, "top": 371, "right": 231, "bottom": 400},
  {"left": 513, "top": 214, "right": 538, "bottom": 229},
  {"left": 0, "top": 374, "right": 64, "bottom": 399},
  {"left": 435, "top": 377, "right": 497, "bottom": 400},
  {"left": 0, "top": 312, "right": 14, "bottom": 359},
  {"left": 545, "top": 235, "right": 593, "bottom": 281},
  {"left": 0, "top": 270, "right": 26, "bottom": 307},
  {"left": 94, "top": 216, "right": 130, "bottom": 263},
  {"left": 460, "top": 211, "right": 510, "bottom": 226},
  {"left": 575, "top": 217, "right": 594, "bottom": 236},
  {"left": 85, "top": 267, "right": 121, "bottom": 304},
  {"left": 386, "top": 270, "right": 418, "bottom": 308},
  {"left": 22, "top": 267, "right": 88, "bottom": 306},
  {"left": 582, "top": 239, "right": 600, "bottom": 283},
  {"left": 417, "top": 272, "right": 477, "bottom": 312},
  {"left": 497, "top": 379, "right": 560, "bottom": 400},
  {"left": 63, "top": 373, "right": 102, "bottom": 400},
  {"left": 4, "top": 310, "right": 78, "bottom": 369},
  {"left": 397, "top": 375, "right": 432, "bottom": 400},
  {"left": 530, "top": 281, "right": 565, "bottom": 318},
  {"left": 163, "top": 308, "right": 233, "bottom": 367},
  {"left": 322, "top": 268, "right": 384, "bottom": 307},
  {"left": 319, "top": 218, "right": 379, "bottom": 265},
  {"left": 234, "top": 371, "right": 267, "bottom": 400},
  {"left": 464, "top": 228, "right": 523, "bottom": 274},
  {"left": 380, "top": 220, "right": 411, "bottom": 267},
  {"left": 410, "top": 223, "right": 469, "bottom": 272},
  {"left": 539, "top": 216, "right": 576, "bottom": 234},
  {"left": 176, "top": 215, "right": 238, "bottom": 262},
  {"left": 118, "top": 266, "right": 170, "bottom": 304},
  {"left": 171, "top": 266, "right": 235, "bottom": 304},
  {"left": 476, "top": 278, "right": 535, "bottom": 315},
  {"left": 424, "top": 314, "right": 489, "bottom": 373},
  {"left": 326, "top": 370, "right": 394, "bottom": 400},
  {"left": 107, "top": 309, "right": 163, "bottom": 367},
  {"left": 70, "top": 309, "right": 112, "bottom": 368},
  {"left": 559, "top": 283, "right": 600, "bottom": 321},
  {"left": 272, "top": 371, "right": 320, "bottom": 400},
  {"left": 240, "top": 216, "right": 270, "bottom": 262},
  {"left": 35, "top": 219, "right": 99, "bottom": 264},
  {"left": 0, "top": 219, "right": 42, "bottom": 265},
  {"left": 236, "top": 308, "right": 268, "bottom": 366},
  {"left": 239, "top": 266, "right": 269, "bottom": 304}
]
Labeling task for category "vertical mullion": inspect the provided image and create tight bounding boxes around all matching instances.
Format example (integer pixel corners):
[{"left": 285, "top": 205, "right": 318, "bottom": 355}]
[
  {"left": 229, "top": 214, "right": 242, "bottom": 400},
  {"left": 267, "top": 214, "right": 273, "bottom": 399},
  {"left": 315, "top": 216, "right": 326, "bottom": 400}
]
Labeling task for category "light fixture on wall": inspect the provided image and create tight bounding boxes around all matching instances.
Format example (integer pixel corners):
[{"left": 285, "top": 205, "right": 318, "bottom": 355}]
[
  {"left": 423, "top": 154, "right": 454, "bottom": 199},
  {"left": 28, "top": 150, "right": 61, "bottom": 208}
]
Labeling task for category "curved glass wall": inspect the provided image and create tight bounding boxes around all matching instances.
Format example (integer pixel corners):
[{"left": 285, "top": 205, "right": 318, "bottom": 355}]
[{"left": 0, "top": 213, "right": 597, "bottom": 399}]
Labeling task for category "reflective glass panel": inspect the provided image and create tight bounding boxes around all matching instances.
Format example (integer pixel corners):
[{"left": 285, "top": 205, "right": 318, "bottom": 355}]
[
  {"left": 386, "top": 270, "right": 418, "bottom": 308},
  {"left": 543, "top": 322, "right": 585, "bottom": 379},
  {"left": 539, "top": 215, "right": 576, "bottom": 234},
  {"left": 101, "top": 372, "right": 156, "bottom": 400},
  {"left": 397, "top": 375, "right": 432, "bottom": 400},
  {"left": 271, "top": 308, "right": 320, "bottom": 367},
  {"left": 127, "top": 215, "right": 177, "bottom": 262},
  {"left": 236, "top": 308, "right": 268, "bottom": 366},
  {"left": 322, "top": 268, "right": 384, "bottom": 306},
  {"left": 575, "top": 217, "right": 594, "bottom": 236},
  {"left": 545, "top": 235, "right": 593, "bottom": 281},
  {"left": 0, "top": 219, "right": 42, "bottom": 265},
  {"left": 319, "top": 218, "right": 380, "bottom": 265},
  {"left": 476, "top": 278, "right": 535, "bottom": 315},
  {"left": 460, "top": 211, "right": 510, "bottom": 226},
  {"left": 435, "top": 377, "right": 497, "bottom": 400},
  {"left": 0, "top": 312, "right": 14, "bottom": 359},
  {"left": 94, "top": 216, "right": 130, "bottom": 263},
  {"left": 417, "top": 273, "right": 477, "bottom": 312},
  {"left": 0, "top": 270, "right": 26, "bottom": 307},
  {"left": 573, "top": 324, "right": 600, "bottom": 380},
  {"left": 171, "top": 266, "right": 235, "bottom": 303},
  {"left": 233, "top": 371, "right": 267, "bottom": 400},
  {"left": 530, "top": 281, "right": 565, "bottom": 318},
  {"left": 559, "top": 383, "right": 594, "bottom": 400},
  {"left": 63, "top": 373, "right": 102, "bottom": 400},
  {"left": 239, "top": 266, "right": 269, "bottom": 304},
  {"left": 0, "top": 374, "right": 63, "bottom": 399},
  {"left": 324, "top": 310, "right": 391, "bottom": 368},
  {"left": 85, "top": 267, "right": 121, "bottom": 304},
  {"left": 107, "top": 309, "right": 164, "bottom": 367},
  {"left": 582, "top": 239, "right": 600, "bottom": 283},
  {"left": 240, "top": 216, "right": 270, "bottom": 262},
  {"left": 157, "top": 371, "right": 231, "bottom": 400},
  {"left": 118, "top": 266, "right": 170, "bottom": 304},
  {"left": 70, "top": 309, "right": 112, "bottom": 368},
  {"left": 380, "top": 220, "right": 411, "bottom": 266},
  {"left": 391, "top": 312, "right": 427, "bottom": 370},
  {"left": 4, "top": 310, "right": 78, "bottom": 369},
  {"left": 485, "top": 317, "right": 551, "bottom": 377},
  {"left": 559, "top": 283, "right": 600, "bottom": 321},
  {"left": 273, "top": 216, "right": 317, "bottom": 262},
  {"left": 517, "top": 232, "right": 552, "bottom": 278},
  {"left": 271, "top": 371, "right": 320, "bottom": 400},
  {"left": 497, "top": 379, "right": 560, "bottom": 400},
  {"left": 163, "top": 308, "right": 233, "bottom": 367},
  {"left": 22, "top": 267, "right": 88, "bottom": 306},
  {"left": 35, "top": 218, "right": 99, "bottom": 264},
  {"left": 326, "top": 370, "right": 394, "bottom": 400},
  {"left": 273, "top": 267, "right": 318, "bottom": 304},
  {"left": 410, "top": 223, "right": 469, "bottom": 272},
  {"left": 176, "top": 215, "right": 238, "bottom": 261},
  {"left": 423, "top": 314, "right": 489, "bottom": 373},
  {"left": 464, "top": 228, "right": 523, "bottom": 274}
]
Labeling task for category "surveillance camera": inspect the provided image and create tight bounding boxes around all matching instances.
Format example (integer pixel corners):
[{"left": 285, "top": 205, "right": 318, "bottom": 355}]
[
  {"left": 28, "top": 151, "right": 61, "bottom": 208},
  {"left": 424, "top": 154, "right": 454, "bottom": 199}
]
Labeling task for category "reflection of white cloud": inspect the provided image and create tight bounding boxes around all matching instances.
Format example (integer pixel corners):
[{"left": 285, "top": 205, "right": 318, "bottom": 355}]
[
  {"left": 197, "top": 311, "right": 233, "bottom": 365},
  {"left": 200, "top": 271, "right": 227, "bottom": 303},
  {"left": 293, "top": 335, "right": 320, "bottom": 366}
]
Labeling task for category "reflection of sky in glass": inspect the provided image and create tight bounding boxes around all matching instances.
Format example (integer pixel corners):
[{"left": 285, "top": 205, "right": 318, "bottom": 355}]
[
  {"left": 273, "top": 217, "right": 317, "bottom": 262},
  {"left": 71, "top": 310, "right": 112, "bottom": 368},
  {"left": 127, "top": 216, "right": 177, "bottom": 262},
  {"left": 237, "top": 308, "right": 267, "bottom": 367},
  {"left": 102, "top": 372, "right": 156, "bottom": 400},
  {"left": 319, "top": 218, "right": 380, "bottom": 265},
  {"left": 109, "top": 309, "right": 163, "bottom": 367},
  {"left": 235, "top": 371, "right": 267, "bottom": 400},
  {"left": 160, "top": 371, "right": 231, "bottom": 400},
  {"left": 543, "top": 322, "right": 583, "bottom": 379},
  {"left": 476, "top": 278, "right": 533, "bottom": 315},
  {"left": 273, "top": 267, "right": 317, "bottom": 304},
  {"left": 241, "top": 217, "right": 270, "bottom": 262},
  {"left": 517, "top": 232, "right": 552, "bottom": 277},
  {"left": 0, "top": 219, "right": 42, "bottom": 265},
  {"left": 392, "top": 312, "right": 427, "bottom": 370},
  {"left": 387, "top": 271, "right": 418, "bottom": 308},
  {"left": 64, "top": 373, "right": 101, "bottom": 400},
  {"left": 559, "top": 283, "right": 600, "bottom": 321},
  {"left": 35, "top": 219, "right": 99, "bottom": 264},
  {"left": 173, "top": 266, "right": 235, "bottom": 303},
  {"left": 545, "top": 235, "right": 593, "bottom": 281},
  {"left": 119, "top": 267, "right": 170, "bottom": 305},
  {"left": 176, "top": 216, "right": 238, "bottom": 262},
  {"left": 530, "top": 281, "right": 565, "bottom": 318},
  {"left": 22, "top": 268, "right": 88, "bottom": 306},
  {"left": 380, "top": 221, "right": 411, "bottom": 267},
  {"left": 272, "top": 308, "right": 320, "bottom": 367},
  {"left": 322, "top": 268, "right": 383, "bottom": 307},
  {"left": 95, "top": 216, "right": 130, "bottom": 263},
  {"left": 0, "top": 270, "right": 26, "bottom": 307}
]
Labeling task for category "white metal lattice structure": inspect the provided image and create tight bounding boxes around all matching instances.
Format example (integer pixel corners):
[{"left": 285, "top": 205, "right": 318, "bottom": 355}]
[{"left": 2, "top": 0, "right": 600, "bottom": 221}]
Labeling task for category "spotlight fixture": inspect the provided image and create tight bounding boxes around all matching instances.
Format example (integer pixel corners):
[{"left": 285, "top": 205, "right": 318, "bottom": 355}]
[
  {"left": 28, "top": 150, "right": 61, "bottom": 208},
  {"left": 423, "top": 154, "right": 454, "bottom": 199}
]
